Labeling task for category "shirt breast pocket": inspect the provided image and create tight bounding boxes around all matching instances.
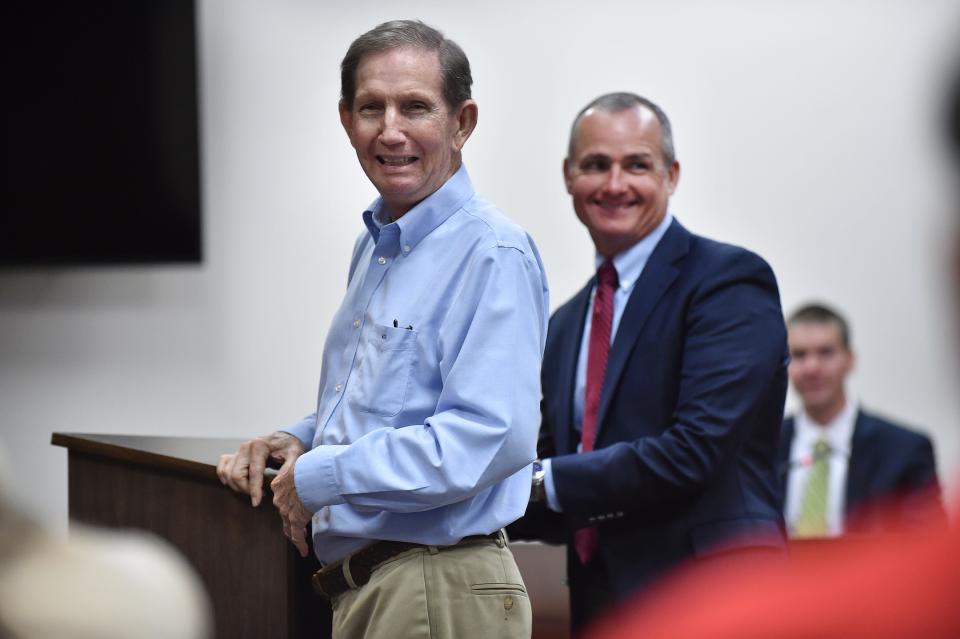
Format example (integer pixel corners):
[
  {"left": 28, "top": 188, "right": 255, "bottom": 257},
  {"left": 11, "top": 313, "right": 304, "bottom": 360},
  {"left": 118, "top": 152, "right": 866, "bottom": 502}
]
[{"left": 350, "top": 322, "right": 417, "bottom": 417}]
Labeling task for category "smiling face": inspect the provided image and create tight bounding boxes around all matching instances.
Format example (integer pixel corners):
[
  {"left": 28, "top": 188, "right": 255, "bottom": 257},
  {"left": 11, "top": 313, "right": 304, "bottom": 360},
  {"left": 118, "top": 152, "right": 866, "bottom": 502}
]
[
  {"left": 339, "top": 46, "right": 477, "bottom": 220},
  {"left": 564, "top": 106, "right": 679, "bottom": 258},
  {"left": 788, "top": 320, "right": 855, "bottom": 423}
]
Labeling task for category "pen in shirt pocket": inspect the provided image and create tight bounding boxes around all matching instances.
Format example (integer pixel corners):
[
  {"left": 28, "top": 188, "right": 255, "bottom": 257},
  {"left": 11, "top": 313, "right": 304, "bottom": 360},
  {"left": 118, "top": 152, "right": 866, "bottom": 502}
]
[{"left": 393, "top": 319, "right": 414, "bottom": 330}]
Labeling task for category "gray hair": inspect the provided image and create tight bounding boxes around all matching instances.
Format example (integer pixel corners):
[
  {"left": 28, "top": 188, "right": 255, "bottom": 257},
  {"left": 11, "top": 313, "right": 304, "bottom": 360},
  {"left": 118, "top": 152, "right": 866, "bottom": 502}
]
[
  {"left": 340, "top": 20, "right": 472, "bottom": 113},
  {"left": 566, "top": 92, "right": 676, "bottom": 168}
]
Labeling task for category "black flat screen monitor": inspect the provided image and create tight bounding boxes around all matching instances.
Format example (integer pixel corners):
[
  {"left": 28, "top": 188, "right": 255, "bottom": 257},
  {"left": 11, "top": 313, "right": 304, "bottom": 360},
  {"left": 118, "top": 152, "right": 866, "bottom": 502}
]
[{"left": 1, "top": 0, "right": 202, "bottom": 266}]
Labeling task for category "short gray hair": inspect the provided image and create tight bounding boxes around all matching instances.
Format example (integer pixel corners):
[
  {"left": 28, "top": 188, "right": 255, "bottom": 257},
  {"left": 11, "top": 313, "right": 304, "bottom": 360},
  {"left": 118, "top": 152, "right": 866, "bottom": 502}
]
[
  {"left": 340, "top": 20, "right": 472, "bottom": 113},
  {"left": 566, "top": 92, "right": 676, "bottom": 167}
]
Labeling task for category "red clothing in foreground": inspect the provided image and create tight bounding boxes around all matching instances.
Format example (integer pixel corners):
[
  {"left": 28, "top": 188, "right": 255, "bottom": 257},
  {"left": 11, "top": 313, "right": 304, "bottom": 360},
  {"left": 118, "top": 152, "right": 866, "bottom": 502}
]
[{"left": 589, "top": 517, "right": 960, "bottom": 639}]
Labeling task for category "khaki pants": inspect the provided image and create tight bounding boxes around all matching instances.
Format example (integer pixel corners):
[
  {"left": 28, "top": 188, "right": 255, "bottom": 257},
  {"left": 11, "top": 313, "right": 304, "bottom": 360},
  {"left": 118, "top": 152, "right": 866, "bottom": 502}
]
[{"left": 331, "top": 536, "right": 532, "bottom": 639}]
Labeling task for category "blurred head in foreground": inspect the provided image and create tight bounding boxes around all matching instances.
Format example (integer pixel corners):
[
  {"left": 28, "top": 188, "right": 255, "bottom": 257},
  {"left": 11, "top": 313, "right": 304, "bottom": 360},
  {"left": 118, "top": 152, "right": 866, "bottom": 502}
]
[{"left": 0, "top": 443, "right": 211, "bottom": 639}]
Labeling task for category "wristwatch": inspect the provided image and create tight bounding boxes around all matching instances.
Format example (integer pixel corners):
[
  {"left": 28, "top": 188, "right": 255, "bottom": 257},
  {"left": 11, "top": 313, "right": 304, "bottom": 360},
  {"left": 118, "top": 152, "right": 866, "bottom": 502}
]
[{"left": 530, "top": 459, "right": 546, "bottom": 503}]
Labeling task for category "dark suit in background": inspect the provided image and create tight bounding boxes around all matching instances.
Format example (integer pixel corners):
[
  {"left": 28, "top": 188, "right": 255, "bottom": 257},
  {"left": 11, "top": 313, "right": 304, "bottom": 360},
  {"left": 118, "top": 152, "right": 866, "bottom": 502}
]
[
  {"left": 582, "top": 64, "right": 960, "bottom": 639},
  {"left": 512, "top": 219, "right": 790, "bottom": 628},
  {"left": 779, "top": 410, "right": 945, "bottom": 533},
  {"left": 510, "top": 93, "right": 790, "bottom": 631}
]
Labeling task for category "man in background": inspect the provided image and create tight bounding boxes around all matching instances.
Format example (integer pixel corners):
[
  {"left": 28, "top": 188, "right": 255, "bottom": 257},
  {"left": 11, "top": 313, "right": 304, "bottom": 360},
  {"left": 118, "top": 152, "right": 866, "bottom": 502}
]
[
  {"left": 780, "top": 302, "right": 944, "bottom": 537},
  {"left": 218, "top": 20, "right": 548, "bottom": 639},
  {"left": 584, "top": 56, "right": 960, "bottom": 639},
  {"left": 510, "top": 92, "right": 789, "bottom": 632}
]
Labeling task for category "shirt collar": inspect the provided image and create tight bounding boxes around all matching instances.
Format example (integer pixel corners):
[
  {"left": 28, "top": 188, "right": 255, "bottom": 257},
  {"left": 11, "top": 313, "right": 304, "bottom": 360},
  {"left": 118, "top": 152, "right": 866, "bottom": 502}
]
[
  {"left": 362, "top": 164, "right": 475, "bottom": 253},
  {"left": 794, "top": 398, "right": 859, "bottom": 458},
  {"left": 594, "top": 212, "right": 674, "bottom": 291}
]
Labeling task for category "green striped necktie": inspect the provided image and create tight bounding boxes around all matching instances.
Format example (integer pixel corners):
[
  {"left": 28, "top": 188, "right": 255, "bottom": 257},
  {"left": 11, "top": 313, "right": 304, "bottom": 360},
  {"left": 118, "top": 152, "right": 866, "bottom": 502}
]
[{"left": 793, "top": 439, "right": 831, "bottom": 538}]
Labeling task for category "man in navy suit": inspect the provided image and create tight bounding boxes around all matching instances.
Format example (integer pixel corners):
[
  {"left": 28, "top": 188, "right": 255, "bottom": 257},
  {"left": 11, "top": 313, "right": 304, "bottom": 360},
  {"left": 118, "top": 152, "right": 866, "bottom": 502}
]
[
  {"left": 508, "top": 93, "right": 790, "bottom": 632},
  {"left": 779, "top": 303, "right": 944, "bottom": 537}
]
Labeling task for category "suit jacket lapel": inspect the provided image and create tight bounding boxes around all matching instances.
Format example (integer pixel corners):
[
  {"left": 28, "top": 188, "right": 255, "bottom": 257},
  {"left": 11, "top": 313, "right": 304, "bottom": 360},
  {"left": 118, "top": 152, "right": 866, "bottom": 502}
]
[
  {"left": 594, "top": 220, "right": 690, "bottom": 438},
  {"left": 555, "top": 281, "right": 592, "bottom": 455},
  {"left": 845, "top": 410, "right": 872, "bottom": 510},
  {"left": 777, "top": 418, "right": 795, "bottom": 493}
]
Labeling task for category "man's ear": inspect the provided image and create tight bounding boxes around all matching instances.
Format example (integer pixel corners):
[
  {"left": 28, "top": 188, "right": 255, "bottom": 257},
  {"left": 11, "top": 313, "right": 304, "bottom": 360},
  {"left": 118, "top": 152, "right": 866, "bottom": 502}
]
[
  {"left": 451, "top": 100, "right": 478, "bottom": 152},
  {"left": 666, "top": 160, "right": 681, "bottom": 195},
  {"left": 563, "top": 157, "right": 574, "bottom": 194},
  {"left": 339, "top": 100, "right": 355, "bottom": 145}
]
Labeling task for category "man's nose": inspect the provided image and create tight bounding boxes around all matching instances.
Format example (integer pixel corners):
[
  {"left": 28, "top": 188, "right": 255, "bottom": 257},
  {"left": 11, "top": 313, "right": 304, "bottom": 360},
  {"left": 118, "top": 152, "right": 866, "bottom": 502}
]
[
  {"left": 378, "top": 107, "right": 405, "bottom": 146},
  {"left": 602, "top": 165, "right": 626, "bottom": 194},
  {"left": 796, "top": 356, "right": 820, "bottom": 375}
]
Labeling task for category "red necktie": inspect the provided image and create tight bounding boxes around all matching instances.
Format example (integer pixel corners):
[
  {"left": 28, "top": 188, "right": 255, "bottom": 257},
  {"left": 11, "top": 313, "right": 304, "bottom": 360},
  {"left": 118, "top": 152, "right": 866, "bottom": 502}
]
[{"left": 575, "top": 259, "right": 618, "bottom": 565}]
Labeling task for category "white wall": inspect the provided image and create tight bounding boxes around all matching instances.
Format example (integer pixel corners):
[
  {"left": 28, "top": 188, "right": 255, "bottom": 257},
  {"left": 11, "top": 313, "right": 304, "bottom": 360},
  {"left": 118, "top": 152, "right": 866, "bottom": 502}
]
[{"left": 2, "top": 0, "right": 958, "bottom": 530}]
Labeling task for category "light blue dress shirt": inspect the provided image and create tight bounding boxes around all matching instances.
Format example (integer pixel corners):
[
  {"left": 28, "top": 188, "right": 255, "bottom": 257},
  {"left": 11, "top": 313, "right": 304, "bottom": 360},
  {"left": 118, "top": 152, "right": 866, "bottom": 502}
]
[
  {"left": 282, "top": 165, "right": 550, "bottom": 563},
  {"left": 543, "top": 213, "right": 673, "bottom": 511}
]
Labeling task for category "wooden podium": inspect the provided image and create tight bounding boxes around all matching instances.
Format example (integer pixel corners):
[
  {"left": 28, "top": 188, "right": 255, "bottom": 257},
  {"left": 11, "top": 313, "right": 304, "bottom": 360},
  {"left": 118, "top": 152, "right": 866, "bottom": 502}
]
[
  {"left": 52, "top": 433, "right": 330, "bottom": 639},
  {"left": 53, "top": 433, "right": 570, "bottom": 639}
]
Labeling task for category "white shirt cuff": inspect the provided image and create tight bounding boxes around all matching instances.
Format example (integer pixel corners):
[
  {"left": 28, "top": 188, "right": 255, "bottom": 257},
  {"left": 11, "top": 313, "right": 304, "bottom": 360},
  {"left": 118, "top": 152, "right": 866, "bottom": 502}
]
[{"left": 543, "top": 458, "right": 562, "bottom": 513}]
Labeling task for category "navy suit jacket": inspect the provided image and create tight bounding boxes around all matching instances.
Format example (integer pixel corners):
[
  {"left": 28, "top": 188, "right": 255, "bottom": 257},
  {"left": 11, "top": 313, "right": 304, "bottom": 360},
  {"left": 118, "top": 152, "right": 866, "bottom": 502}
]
[
  {"left": 778, "top": 410, "right": 944, "bottom": 533},
  {"left": 510, "top": 219, "right": 789, "bottom": 623}
]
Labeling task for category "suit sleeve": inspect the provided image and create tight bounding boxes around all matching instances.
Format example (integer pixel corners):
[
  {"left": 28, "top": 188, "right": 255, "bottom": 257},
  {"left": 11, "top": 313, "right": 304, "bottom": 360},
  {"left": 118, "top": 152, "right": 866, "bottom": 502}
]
[
  {"left": 894, "top": 432, "right": 947, "bottom": 530},
  {"left": 550, "top": 252, "right": 788, "bottom": 526}
]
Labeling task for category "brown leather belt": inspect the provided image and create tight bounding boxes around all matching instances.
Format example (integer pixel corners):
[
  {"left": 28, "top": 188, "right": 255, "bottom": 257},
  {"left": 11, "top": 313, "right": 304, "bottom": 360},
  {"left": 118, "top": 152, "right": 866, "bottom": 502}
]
[{"left": 312, "top": 531, "right": 503, "bottom": 599}]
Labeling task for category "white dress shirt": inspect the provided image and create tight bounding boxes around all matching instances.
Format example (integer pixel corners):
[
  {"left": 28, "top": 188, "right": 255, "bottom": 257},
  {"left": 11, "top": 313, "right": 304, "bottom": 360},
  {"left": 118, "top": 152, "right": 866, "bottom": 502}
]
[{"left": 785, "top": 399, "right": 859, "bottom": 537}]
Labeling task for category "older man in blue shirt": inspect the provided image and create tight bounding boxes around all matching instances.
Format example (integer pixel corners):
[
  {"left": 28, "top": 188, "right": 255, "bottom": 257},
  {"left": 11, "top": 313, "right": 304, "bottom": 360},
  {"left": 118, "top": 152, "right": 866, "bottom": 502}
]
[{"left": 217, "top": 20, "right": 548, "bottom": 639}]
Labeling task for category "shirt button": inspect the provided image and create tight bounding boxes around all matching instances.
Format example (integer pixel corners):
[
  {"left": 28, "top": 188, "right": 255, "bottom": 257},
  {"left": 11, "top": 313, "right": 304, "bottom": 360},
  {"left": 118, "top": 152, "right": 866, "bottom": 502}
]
[
  {"left": 353, "top": 319, "right": 361, "bottom": 328},
  {"left": 403, "top": 245, "right": 411, "bottom": 253},
  {"left": 334, "top": 383, "right": 343, "bottom": 392},
  {"left": 377, "top": 256, "right": 387, "bottom": 265}
]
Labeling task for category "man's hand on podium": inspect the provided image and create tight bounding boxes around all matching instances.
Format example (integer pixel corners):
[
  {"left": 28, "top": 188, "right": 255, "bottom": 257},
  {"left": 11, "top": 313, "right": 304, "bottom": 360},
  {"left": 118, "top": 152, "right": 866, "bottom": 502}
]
[
  {"left": 217, "top": 432, "right": 305, "bottom": 507},
  {"left": 218, "top": 432, "right": 311, "bottom": 556}
]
